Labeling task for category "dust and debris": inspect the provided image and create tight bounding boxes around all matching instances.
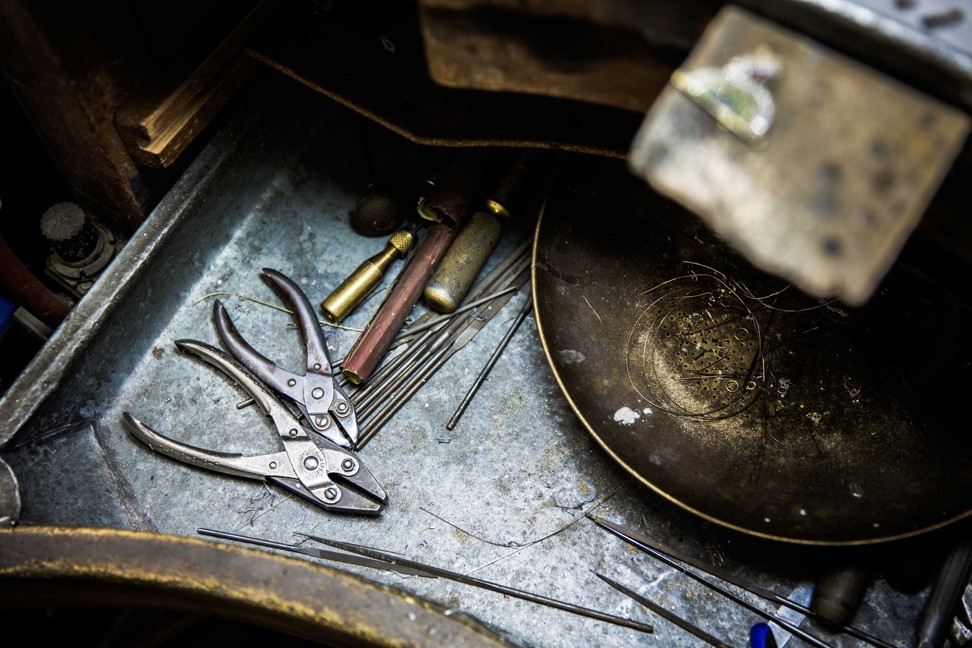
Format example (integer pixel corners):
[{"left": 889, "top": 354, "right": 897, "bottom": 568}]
[
  {"left": 577, "top": 477, "right": 592, "bottom": 496},
  {"left": 557, "top": 349, "right": 586, "bottom": 365},
  {"left": 151, "top": 346, "right": 165, "bottom": 360},
  {"left": 613, "top": 407, "right": 640, "bottom": 425},
  {"left": 451, "top": 526, "right": 469, "bottom": 545},
  {"left": 843, "top": 375, "right": 861, "bottom": 399}
]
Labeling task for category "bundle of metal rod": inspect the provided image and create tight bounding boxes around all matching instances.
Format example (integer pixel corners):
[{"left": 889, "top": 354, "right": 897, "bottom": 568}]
[
  {"left": 353, "top": 272, "right": 530, "bottom": 449},
  {"left": 348, "top": 242, "right": 530, "bottom": 410},
  {"left": 349, "top": 242, "right": 532, "bottom": 449}
]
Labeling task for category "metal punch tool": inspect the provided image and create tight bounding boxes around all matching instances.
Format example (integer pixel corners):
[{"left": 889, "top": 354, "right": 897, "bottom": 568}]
[
  {"left": 124, "top": 340, "right": 387, "bottom": 515},
  {"left": 214, "top": 268, "right": 359, "bottom": 448}
]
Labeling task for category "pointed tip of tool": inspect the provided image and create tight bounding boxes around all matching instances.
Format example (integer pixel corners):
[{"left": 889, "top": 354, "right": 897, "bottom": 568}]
[
  {"left": 594, "top": 571, "right": 627, "bottom": 594},
  {"left": 173, "top": 338, "right": 196, "bottom": 352},
  {"left": 585, "top": 512, "right": 612, "bottom": 529}
]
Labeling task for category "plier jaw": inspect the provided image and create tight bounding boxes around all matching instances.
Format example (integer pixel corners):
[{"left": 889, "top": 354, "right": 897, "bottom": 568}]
[
  {"left": 212, "top": 268, "right": 360, "bottom": 447},
  {"left": 123, "top": 339, "right": 386, "bottom": 515}
]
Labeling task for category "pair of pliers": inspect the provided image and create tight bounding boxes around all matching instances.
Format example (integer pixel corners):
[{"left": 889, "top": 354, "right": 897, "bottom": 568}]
[
  {"left": 123, "top": 269, "right": 385, "bottom": 515},
  {"left": 124, "top": 340, "right": 386, "bottom": 515},
  {"left": 214, "top": 268, "right": 358, "bottom": 449}
]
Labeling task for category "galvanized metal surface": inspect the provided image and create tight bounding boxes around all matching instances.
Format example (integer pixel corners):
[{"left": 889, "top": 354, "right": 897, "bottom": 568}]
[{"left": 0, "top": 76, "right": 930, "bottom": 646}]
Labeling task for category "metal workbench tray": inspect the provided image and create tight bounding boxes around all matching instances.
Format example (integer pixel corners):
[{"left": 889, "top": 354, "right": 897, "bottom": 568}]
[{"left": 0, "top": 75, "right": 927, "bottom": 647}]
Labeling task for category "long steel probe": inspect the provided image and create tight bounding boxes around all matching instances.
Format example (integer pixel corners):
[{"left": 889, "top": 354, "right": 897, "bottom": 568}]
[
  {"left": 392, "top": 285, "right": 520, "bottom": 341},
  {"left": 587, "top": 515, "right": 896, "bottom": 648},
  {"left": 303, "top": 534, "right": 654, "bottom": 634},
  {"left": 596, "top": 572, "right": 730, "bottom": 647},
  {"left": 197, "top": 528, "right": 431, "bottom": 577},
  {"left": 587, "top": 515, "right": 832, "bottom": 648},
  {"left": 447, "top": 295, "right": 533, "bottom": 430}
]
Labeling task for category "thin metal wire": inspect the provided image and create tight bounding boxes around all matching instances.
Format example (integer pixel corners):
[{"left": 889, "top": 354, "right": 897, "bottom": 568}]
[{"left": 447, "top": 295, "right": 532, "bottom": 430}]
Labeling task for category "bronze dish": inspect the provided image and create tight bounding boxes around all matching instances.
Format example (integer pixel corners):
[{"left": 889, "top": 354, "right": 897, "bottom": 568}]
[{"left": 532, "top": 156, "right": 972, "bottom": 545}]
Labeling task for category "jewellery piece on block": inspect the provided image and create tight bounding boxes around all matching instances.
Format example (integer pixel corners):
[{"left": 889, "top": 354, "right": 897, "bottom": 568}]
[{"left": 672, "top": 46, "right": 781, "bottom": 148}]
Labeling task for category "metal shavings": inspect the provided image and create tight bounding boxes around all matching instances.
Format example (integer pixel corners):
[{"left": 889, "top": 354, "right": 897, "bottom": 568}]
[
  {"left": 234, "top": 486, "right": 293, "bottom": 530},
  {"left": 192, "top": 291, "right": 363, "bottom": 332}
]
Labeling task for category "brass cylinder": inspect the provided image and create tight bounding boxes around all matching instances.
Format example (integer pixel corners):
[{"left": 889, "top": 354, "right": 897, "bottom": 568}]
[
  {"left": 321, "top": 229, "right": 414, "bottom": 322},
  {"left": 423, "top": 211, "right": 503, "bottom": 313}
]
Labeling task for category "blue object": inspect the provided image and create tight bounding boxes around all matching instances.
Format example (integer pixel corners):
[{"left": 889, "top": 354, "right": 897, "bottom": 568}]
[
  {"left": 0, "top": 294, "right": 16, "bottom": 335},
  {"left": 750, "top": 622, "right": 779, "bottom": 648}
]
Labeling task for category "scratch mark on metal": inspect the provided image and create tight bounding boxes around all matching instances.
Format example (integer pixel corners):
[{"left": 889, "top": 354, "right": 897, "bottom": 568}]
[{"left": 583, "top": 295, "right": 603, "bottom": 324}]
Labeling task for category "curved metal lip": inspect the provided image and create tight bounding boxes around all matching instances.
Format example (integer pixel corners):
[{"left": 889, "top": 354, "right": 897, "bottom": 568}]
[
  {"left": 0, "top": 525, "right": 506, "bottom": 647},
  {"left": 530, "top": 208, "right": 971, "bottom": 547}
]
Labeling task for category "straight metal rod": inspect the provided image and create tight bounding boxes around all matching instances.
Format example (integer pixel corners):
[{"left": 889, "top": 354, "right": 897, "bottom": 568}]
[
  {"left": 393, "top": 286, "right": 520, "bottom": 341},
  {"left": 447, "top": 296, "right": 532, "bottom": 430},
  {"left": 587, "top": 515, "right": 895, "bottom": 648},
  {"left": 305, "top": 534, "right": 654, "bottom": 635},
  {"left": 196, "top": 528, "right": 430, "bottom": 577},
  {"left": 352, "top": 326, "right": 442, "bottom": 411},
  {"left": 356, "top": 342, "right": 454, "bottom": 449},
  {"left": 587, "top": 515, "right": 832, "bottom": 648},
  {"left": 596, "top": 573, "right": 729, "bottom": 647}
]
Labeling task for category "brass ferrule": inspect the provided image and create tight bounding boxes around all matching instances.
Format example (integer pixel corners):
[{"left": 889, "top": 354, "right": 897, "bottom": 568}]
[{"left": 321, "top": 230, "right": 414, "bottom": 322}]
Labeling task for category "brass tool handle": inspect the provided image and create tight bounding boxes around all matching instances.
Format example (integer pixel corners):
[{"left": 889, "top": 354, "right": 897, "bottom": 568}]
[
  {"left": 423, "top": 211, "right": 503, "bottom": 313},
  {"left": 321, "top": 229, "right": 414, "bottom": 322},
  {"left": 422, "top": 150, "right": 545, "bottom": 313}
]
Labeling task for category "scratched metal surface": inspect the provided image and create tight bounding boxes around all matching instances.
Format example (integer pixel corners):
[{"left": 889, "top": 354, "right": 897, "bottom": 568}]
[{"left": 0, "top": 75, "right": 929, "bottom": 646}]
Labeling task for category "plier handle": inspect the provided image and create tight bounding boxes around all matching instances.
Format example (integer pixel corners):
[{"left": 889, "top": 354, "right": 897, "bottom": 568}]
[
  {"left": 213, "top": 268, "right": 359, "bottom": 447},
  {"left": 124, "top": 340, "right": 386, "bottom": 515}
]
